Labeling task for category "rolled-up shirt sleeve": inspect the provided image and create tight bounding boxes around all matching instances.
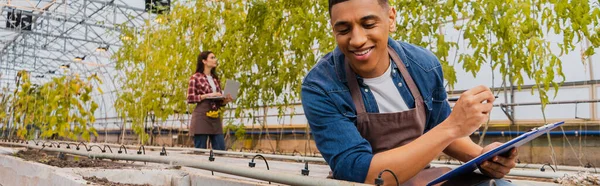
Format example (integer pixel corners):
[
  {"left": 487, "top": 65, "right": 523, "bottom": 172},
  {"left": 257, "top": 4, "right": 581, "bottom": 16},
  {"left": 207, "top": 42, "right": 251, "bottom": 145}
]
[
  {"left": 301, "top": 84, "right": 373, "bottom": 183},
  {"left": 425, "top": 56, "right": 452, "bottom": 132},
  {"left": 187, "top": 78, "right": 202, "bottom": 103}
]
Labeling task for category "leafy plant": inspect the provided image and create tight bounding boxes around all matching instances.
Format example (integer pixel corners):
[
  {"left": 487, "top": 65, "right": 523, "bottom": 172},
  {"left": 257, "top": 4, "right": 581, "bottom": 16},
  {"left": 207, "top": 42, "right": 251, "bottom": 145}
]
[
  {"left": 114, "top": 0, "right": 332, "bottom": 139},
  {"left": 114, "top": 0, "right": 600, "bottom": 140},
  {"left": 392, "top": 0, "right": 600, "bottom": 108},
  {"left": 10, "top": 71, "right": 102, "bottom": 141}
]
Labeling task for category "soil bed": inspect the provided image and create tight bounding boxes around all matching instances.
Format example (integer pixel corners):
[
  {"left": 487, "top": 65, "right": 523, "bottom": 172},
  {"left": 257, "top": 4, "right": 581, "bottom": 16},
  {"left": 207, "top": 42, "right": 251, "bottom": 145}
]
[
  {"left": 14, "top": 150, "right": 134, "bottom": 168},
  {"left": 83, "top": 176, "right": 151, "bottom": 186}
]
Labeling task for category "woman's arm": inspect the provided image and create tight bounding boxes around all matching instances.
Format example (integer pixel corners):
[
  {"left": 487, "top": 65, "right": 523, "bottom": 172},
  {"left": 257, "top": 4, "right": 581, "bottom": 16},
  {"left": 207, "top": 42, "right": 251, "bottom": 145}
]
[
  {"left": 187, "top": 78, "right": 202, "bottom": 103},
  {"left": 188, "top": 76, "right": 221, "bottom": 103}
]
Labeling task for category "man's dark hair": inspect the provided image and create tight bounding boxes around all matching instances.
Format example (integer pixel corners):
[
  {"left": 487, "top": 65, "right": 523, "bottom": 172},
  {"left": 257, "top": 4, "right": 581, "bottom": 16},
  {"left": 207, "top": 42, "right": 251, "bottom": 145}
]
[{"left": 328, "top": 0, "right": 389, "bottom": 15}]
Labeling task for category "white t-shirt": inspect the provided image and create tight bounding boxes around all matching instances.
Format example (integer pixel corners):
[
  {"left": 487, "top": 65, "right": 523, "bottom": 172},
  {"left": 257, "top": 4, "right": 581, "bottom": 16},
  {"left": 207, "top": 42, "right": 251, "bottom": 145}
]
[
  {"left": 362, "top": 63, "right": 409, "bottom": 113},
  {"left": 206, "top": 75, "right": 217, "bottom": 93}
]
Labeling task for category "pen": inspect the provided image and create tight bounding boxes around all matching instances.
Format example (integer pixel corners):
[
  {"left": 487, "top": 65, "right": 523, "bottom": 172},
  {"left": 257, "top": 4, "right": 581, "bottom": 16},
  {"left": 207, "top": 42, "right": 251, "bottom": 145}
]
[{"left": 448, "top": 96, "right": 498, "bottom": 102}]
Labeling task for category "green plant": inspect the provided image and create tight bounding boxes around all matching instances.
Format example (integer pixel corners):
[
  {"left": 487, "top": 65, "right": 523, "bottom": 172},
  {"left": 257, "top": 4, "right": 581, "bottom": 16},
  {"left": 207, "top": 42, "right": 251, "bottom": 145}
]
[
  {"left": 10, "top": 71, "right": 101, "bottom": 141},
  {"left": 114, "top": 0, "right": 600, "bottom": 138},
  {"left": 0, "top": 88, "right": 11, "bottom": 134},
  {"left": 224, "top": 121, "right": 246, "bottom": 140},
  {"left": 393, "top": 0, "right": 600, "bottom": 108}
]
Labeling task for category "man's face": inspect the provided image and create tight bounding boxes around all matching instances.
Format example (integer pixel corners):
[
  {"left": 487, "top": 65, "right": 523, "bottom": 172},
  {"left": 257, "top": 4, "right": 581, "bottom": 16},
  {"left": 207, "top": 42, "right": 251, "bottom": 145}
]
[{"left": 330, "top": 0, "right": 396, "bottom": 78}]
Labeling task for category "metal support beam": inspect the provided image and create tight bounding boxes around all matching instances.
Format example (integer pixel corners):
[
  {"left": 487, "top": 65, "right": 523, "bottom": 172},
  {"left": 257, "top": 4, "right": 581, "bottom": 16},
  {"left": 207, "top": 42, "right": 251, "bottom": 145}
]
[
  {"left": 7, "top": 30, "right": 122, "bottom": 47},
  {"left": 495, "top": 99, "right": 600, "bottom": 107},
  {"left": 13, "top": 10, "right": 123, "bottom": 32}
]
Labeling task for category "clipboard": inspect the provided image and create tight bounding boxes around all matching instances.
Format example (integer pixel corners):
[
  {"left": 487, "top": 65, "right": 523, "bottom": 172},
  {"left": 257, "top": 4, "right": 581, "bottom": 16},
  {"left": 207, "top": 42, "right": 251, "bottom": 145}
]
[{"left": 427, "top": 121, "right": 565, "bottom": 186}]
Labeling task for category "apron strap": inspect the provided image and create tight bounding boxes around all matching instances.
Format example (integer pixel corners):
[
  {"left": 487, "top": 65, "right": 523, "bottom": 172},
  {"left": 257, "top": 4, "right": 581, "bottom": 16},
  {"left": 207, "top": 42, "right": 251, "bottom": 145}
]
[
  {"left": 345, "top": 59, "right": 368, "bottom": 116},
  {"left": 387, "top": 46, "right": 424, "bottom": 105}
]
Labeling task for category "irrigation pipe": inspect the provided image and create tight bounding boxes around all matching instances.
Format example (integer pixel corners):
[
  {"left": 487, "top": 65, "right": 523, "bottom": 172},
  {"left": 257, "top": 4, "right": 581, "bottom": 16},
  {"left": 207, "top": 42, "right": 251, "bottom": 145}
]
[
  {"left": 0, "top": 141, "right": 364, "bottom": 186},
  {"left": 53, "top": 141, "right": 600, "bottom": 173},
  {"left": 97, "top": 143, "right": 326, "bottom": 163}
]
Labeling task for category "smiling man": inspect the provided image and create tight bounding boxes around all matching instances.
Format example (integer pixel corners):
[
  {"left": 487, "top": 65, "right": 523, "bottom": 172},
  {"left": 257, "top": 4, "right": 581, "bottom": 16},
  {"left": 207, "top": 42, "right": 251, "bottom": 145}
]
[{"left": 300, "top": 0, "right": 518, "bottom": 185}]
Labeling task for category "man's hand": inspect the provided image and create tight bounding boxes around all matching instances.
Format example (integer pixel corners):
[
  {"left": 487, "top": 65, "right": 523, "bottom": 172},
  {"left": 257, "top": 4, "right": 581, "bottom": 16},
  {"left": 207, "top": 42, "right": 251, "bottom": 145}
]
[
  {"left": 478, "top": 142, "right": 518, "bottom": 178},
  {"left": 443, "top": 85, "right": 495, "bottom": 138}
]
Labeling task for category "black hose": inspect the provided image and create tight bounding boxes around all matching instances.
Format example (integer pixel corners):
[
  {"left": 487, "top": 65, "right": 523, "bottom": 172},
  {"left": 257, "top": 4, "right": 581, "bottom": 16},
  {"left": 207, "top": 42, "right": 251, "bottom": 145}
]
[
  {"left": 103, "top": 145, "right": 113, "bottom": 153},
  {"left": 540, "top": 163, "right": 556, "bottom": 172},
  {"left": 118, "top": 145, "right": 128, "bottom": 154},
  {"left": 160, "top": 145, "right": 167, "bottom": 156},
  {"left": 375, "top": 169, "right": 399, "bottom": 186},
  {"left": 249, "top": 154, "right": 271, "bottom": 184},
  {"left": 76, "top": 142, "right": 88, "bottom": 151},
  {"left": 57, "top": 142, "right": 71, "bottom": 148},
  {"left": 585, "top": 162, "right": 597, "bottom": 173},
  {"left": 137, "top": 145, "right": 145, "bottom": 155},
  {"left": 88, "top": 145, "right": 105, "bottom": 152}
]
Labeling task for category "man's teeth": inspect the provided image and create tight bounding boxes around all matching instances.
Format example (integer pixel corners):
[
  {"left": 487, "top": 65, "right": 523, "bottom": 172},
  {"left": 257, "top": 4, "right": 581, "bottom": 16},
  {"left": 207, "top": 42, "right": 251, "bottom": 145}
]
[{"left": 354, "top": 48, "right": 371, "bottom": 55}]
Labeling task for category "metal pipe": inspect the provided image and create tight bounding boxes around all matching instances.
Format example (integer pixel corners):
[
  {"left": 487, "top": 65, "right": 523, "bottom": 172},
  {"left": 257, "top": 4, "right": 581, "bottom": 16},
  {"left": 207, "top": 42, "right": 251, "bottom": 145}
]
[
  {"left": 23, "top": 139, "right": 599, "bottom": 174},
  {"left": 449, "top": 80, "right": 600, "bottom": 95},
  {"left": 98, "top": 143, "right": 326, "bottom": 163},
  {"left": 102, "top": 142, "right": 599, "bottom": 173},
  {"left": 495, "top": 99, "right": 600, "bottom": 107},
  {"left": 0, "top": 141, "right": 362, "bottom": 186},
  {"left": 2, "top": 140, "right": 597, "bottom": 180}
]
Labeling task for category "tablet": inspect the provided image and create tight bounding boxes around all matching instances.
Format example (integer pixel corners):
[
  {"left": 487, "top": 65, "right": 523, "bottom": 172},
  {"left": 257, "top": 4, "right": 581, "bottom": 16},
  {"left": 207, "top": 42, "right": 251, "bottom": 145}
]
[
  {"left": 204, "top": 79, "right": 240, "bottom": 100},
  {"left": 427, "top": 121, "right": 565, "bottom": 186}
]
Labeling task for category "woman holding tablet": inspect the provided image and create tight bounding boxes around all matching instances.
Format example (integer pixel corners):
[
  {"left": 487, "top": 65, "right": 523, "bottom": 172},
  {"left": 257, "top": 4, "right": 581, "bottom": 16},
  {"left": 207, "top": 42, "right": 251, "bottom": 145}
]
[{"left": 187, "top": 51, "right": 232, "bottom": 150}]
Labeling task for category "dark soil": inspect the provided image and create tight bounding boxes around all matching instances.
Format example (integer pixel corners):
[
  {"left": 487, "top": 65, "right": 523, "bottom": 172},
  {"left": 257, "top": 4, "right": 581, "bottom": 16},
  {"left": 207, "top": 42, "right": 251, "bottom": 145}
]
[
  {"left": 14, "top": 150, "right": 133, "bottom": 168},
  {"left": 83, "top": 176, "right": 151, "bottom": 186}
]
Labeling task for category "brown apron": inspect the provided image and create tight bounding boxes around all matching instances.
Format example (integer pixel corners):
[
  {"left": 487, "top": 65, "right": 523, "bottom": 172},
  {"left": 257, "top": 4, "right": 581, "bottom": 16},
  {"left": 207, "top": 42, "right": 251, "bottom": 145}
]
[
  {"left": 190, "top": 100, "right": 223, "bottom": 135},
  {"left": 345, "top": 46, "right": 450, "bottom": 185}
]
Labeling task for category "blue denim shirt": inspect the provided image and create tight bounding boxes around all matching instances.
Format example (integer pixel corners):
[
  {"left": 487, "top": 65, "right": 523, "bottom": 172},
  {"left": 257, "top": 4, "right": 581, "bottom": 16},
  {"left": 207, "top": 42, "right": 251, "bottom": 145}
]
[{"left": 301, "top": 38, "right": 452, "bottom": 183}]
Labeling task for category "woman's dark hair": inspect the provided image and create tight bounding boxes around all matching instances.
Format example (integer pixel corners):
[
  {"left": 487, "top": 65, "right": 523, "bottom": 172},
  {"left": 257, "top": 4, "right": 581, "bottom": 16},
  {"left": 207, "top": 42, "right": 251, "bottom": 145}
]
[{"left": 195, "top": 51, "right": 218, "bottom": 79}]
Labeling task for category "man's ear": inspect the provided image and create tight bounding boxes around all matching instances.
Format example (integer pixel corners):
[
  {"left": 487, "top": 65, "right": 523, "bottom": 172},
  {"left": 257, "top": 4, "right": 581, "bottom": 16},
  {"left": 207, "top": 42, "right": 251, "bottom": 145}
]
[
  {"left": 388, "top": 7, "right": 397, "bottom": 32},
  {"left": 330, "top": 20, "right": 336, "bottom": 36}
]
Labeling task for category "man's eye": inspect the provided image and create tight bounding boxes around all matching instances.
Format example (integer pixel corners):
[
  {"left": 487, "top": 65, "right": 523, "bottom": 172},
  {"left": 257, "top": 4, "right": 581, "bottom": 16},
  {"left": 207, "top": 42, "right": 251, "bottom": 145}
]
[
  {"left": 364, "top": 23, "right": 376, "bottom": 28},
  {"left": 339, "top": 28, "right": 350, "bottom": 34}
]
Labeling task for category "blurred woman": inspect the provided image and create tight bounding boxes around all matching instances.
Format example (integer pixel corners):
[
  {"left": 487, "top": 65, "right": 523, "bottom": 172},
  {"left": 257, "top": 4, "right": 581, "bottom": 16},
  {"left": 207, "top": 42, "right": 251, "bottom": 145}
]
[{"left": 187, "top": 51, "right": 231, "bottom": 150}]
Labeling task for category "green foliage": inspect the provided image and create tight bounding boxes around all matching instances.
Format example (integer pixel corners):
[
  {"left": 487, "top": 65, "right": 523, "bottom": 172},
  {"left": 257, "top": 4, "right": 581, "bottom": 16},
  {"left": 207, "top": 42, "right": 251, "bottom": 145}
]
[
  {"left": 393, "top": 0, "right": 600, "bottom": 108},
  {"left": 224, "top": 121, "right": 246, "bottom": 140},
  {"left": 0, "top": 88, "right": 11, "bottom": 131},
  {"left": 10, "top": 71, "right": 101, "bottom": 140},
  {"left": 114, "top": 0, "right": 332, "bottom": 138},
  {"left": 114, "top": 0, "right": 600, "bottom": 133}
]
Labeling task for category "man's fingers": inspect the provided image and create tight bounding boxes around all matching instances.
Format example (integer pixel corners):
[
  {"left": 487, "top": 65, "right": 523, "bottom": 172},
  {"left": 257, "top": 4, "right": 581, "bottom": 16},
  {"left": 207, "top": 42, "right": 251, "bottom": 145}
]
[
  {"left": 481, "top": 161, "right": 510, "bottom": 178},
  {"left": 480, "top": 163, "right": 504, "bottom": 178},
  {"left": 492, "top": 156, "right": 517, "bottom": 169},
  {"left": 477, "top": 102, "right": 494, "bottom": 114},
  {"left": 507, "top": 148, "right": 519, "bottom": 159},
  {"left": 463, "top": 85, "right": 489, "bottom": 96},
  {"left": 473, "top": 89, "right": 495, "bottom": 104},
  {"left": 483, "top": 161, "right": 510, "bottom": 174}
]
